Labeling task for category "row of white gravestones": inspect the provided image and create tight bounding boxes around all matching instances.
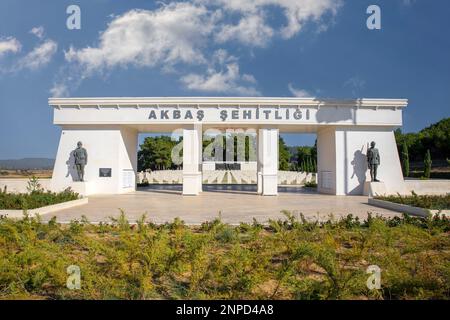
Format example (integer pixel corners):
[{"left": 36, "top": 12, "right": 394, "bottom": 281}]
[
  {"left": 278, "top": 171, "right": 315, "bottom": 185},
  {"left": 137, "top": 170, "right": 315, "bottom": 185},
  {"left": 230, "top": 171, "right": 257, "bottom": 184},
  {"left": 137, "top": 170, "right": 182, "bottom": 184},
  {"left": 203, "top": 171, "right": 227, "bottom": 184}
]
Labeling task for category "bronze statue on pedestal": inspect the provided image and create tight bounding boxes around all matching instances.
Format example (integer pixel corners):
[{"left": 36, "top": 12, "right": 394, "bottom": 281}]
[
  {"left": 367, "top": 141, "right": 380, "bottom": 182},
  {"left": 74, "top": 141, "right": 88, "bottom": 182}
]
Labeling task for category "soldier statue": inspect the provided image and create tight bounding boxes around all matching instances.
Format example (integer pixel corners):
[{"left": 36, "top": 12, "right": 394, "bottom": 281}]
[
  {"left": 367, "top": 141, "right": 380, "bottom": 182},
  {"left": 74, "top": 141, "right": 88, "bottom": 182}
]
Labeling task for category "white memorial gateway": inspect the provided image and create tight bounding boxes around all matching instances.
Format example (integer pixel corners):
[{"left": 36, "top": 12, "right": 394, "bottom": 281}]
[{"left": 49, "top": 97, "right": 408, "bottom": 196}]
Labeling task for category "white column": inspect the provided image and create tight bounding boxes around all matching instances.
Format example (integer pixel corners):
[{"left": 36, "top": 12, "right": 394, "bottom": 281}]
[
  {"left": 256, "top": 132, "right": 262, "bottom": 194},
  {"left": 258, "top": 128, "right": 278, "bottom": 196},
  {"left": 317, "top": 127, "right": 337, "bottom": 195},
  {"left": 183, "top": 124, "right": 203, "bottom": 195}
]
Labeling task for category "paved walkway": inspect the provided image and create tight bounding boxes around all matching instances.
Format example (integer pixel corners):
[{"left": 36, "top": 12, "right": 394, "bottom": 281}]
[{"left": 40, "top": 185, "right": 401, "bottom": 224}]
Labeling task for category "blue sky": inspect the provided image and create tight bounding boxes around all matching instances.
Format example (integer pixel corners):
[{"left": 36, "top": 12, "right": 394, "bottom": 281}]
[{"left": 0, "top": 0, "right": 449, "bottom": 159}]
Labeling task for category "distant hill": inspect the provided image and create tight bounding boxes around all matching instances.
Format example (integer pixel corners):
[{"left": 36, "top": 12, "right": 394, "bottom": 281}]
[{"left": 0, "top": 158, "right": 55, "bottom": 170}]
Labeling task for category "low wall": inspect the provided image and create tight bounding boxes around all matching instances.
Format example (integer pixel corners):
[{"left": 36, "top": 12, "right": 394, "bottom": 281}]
[
  {"left": 0, "top": 198, "right": 88, "bottom": 219},
  {"left": 365, "top": 179, "right": 450, "bottom": 197},
  {"left": 368, "top": 198, "right": 450, "bottom": 217},
  {"left": 403, "top": 179, "right": 450, "bottom": 195},
  {"left": 0, "top": 178, "right": 51, "bottom": 193}
]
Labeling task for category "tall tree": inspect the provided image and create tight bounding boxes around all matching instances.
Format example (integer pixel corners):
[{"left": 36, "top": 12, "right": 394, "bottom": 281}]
[
  {"left": 401, "top": 141, "right": 410, "bottom": 177},
  {"left": 424, "top": 149, "right": 432, "bottom": 179},
  {"left": 138, "top": 136, "right": 180, "bottom": 171},
  {"left": 296, "top": 147, "right": 312, "bottom": 170},
  {"left": 278, "top": 136, "right": 290, "bottom": 171}
]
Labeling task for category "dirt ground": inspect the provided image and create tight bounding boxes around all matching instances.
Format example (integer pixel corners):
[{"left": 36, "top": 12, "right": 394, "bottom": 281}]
[{"left": 0, "top": 169, "right": 53, "bottom": 179}]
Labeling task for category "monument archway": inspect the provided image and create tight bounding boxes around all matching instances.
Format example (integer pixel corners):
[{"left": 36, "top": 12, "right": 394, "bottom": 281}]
[{"left": 49, "top": 97, "right": 408, "bottom": 196}]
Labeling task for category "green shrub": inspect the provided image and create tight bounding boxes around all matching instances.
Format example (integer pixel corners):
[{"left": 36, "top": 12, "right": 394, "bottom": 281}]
[
  {"left": 0, "top": 213, "right": 449, "bottom": 300},
  {"left": 304, "top": 181, "right": 318, "bottom": 188},
  {"left": 0, "top": 188, "right": 80, "bottom": 210},
  {"left": 26, "top": 176, "right": 43, "bottom": 193},
  {"left": 375, "top": 192, "right": 450, "bottom": 210}
]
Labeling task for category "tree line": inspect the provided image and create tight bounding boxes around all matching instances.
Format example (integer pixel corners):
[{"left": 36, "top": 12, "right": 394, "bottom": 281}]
[
  {"left": 137, "top": 117, "right": 449, "bottom": 175},
  {"left": 137, "top": 134, "right": 315, "bottom": 173},
  {"left": 397, "top": 117, "right": 449, "bottom": 178},
  {"left": 395, "top": 117, "right": 449, "bottom": 163}
]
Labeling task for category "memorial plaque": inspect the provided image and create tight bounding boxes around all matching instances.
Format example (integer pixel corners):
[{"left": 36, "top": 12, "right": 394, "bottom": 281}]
[
  {"left": 215, "top": 163, "right": 241, "bottom": 171},
  {"left": 99, "top": 168, "right": 112, "bottom": 177},
  {"left": 122, "top": 169, "right": 135, "bottom": 188}
]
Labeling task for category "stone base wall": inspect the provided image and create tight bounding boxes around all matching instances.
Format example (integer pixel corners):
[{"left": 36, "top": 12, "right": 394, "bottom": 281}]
[{"left": 364, "top": 179, "right": 450, "bottom": 196}]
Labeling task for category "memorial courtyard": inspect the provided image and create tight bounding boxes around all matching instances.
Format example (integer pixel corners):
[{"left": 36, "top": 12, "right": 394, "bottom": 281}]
[{"left": 39, "top": 185, "right": 401, "bottom": 224}]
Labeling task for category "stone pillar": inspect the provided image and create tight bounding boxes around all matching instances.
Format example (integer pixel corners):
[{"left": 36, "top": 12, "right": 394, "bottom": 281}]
[
  {"left": 258, "top": 128, "right": 278, "bottom": 195},
  {"left": 317, "top": 126, "right": 405, "bottom": 195},
  {"left": 256, "top": 132, "right": 262, "bottom": 194},
  {"left": 317, "top": 127, "right": 336, "bottom": 195},
  {"left": 50, "top": 126, "right": 138, "bottom": 196},
  {"left": 183, "top": 123, "right": 203, "bottom": 195}
]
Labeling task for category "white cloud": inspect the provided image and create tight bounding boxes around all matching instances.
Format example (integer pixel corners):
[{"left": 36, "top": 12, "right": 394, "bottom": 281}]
[
  {"left": 276, "top": 0, "right": 342, "bottom": 39},
  {"left": 200, "top": 0, "right": 342, "bottom": 41},
  {"left": 50, "top": 82, "right": 70, "bottom": 97},
  {"left": 0, "top": 37, "right": 21, "bottom": 57},
  {"left": 343, "top": 76, "right": 366, "bottom": 97},
  {"left": 288, "top": 83, "right": 311, "bottom": 97},
  {"left": 181, "top": 63, "right": 260, "bottom": 95},
  {"left": 18, "top": 40, "right": 57, "bottom": 71},
  {"left": 58, "top": 1, "right": 342, "bottom": 95},
  {"left": 402, "top": 0, "right": 416, "bottom": 6},
  {"left": 61, "top": 3, "right": 261, "bottom": 95},
  {"left": 179, "top": 49, "right": 259, "bottom": 95},
  {"left": 30, "top": 26, "right": 45, "bottom": 39},
  {"left": 1, "top": 27, "right": 57, "bottom": 73},
  {"left": 343, "top": 76, "right": 365, "bottom": 89},
  {"left": 215, "top": 13, "right": 274, "bottom": 47},
  {"left": 65, "top": 3, "right": 217, "bottom": 74}
]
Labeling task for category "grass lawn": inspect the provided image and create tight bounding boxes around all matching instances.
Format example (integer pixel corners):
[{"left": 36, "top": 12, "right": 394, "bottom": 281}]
[{"left": 0, "top": 212, "right": 449, "bottom": 300}]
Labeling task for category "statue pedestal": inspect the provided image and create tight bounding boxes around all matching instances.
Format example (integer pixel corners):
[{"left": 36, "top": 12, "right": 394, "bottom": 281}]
[
  {"left": 66, "top": 181, "right": 93, "bottom": 196},
  {"left": 364, "top": 181, "right": 387, "bottom": 197}
]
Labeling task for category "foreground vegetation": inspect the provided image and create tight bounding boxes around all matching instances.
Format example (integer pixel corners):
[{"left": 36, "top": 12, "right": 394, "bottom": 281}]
[
  {"left": 375, "top": 193, "right": 450, "bottom": 211},
  {"left": 0, "top": 212, "right": 449, "bottom": 300}
]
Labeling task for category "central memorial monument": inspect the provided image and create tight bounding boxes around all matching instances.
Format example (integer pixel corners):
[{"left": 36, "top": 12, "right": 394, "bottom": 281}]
[{"left": 48, "top": 97, "right": 408, "bottom": 196}]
